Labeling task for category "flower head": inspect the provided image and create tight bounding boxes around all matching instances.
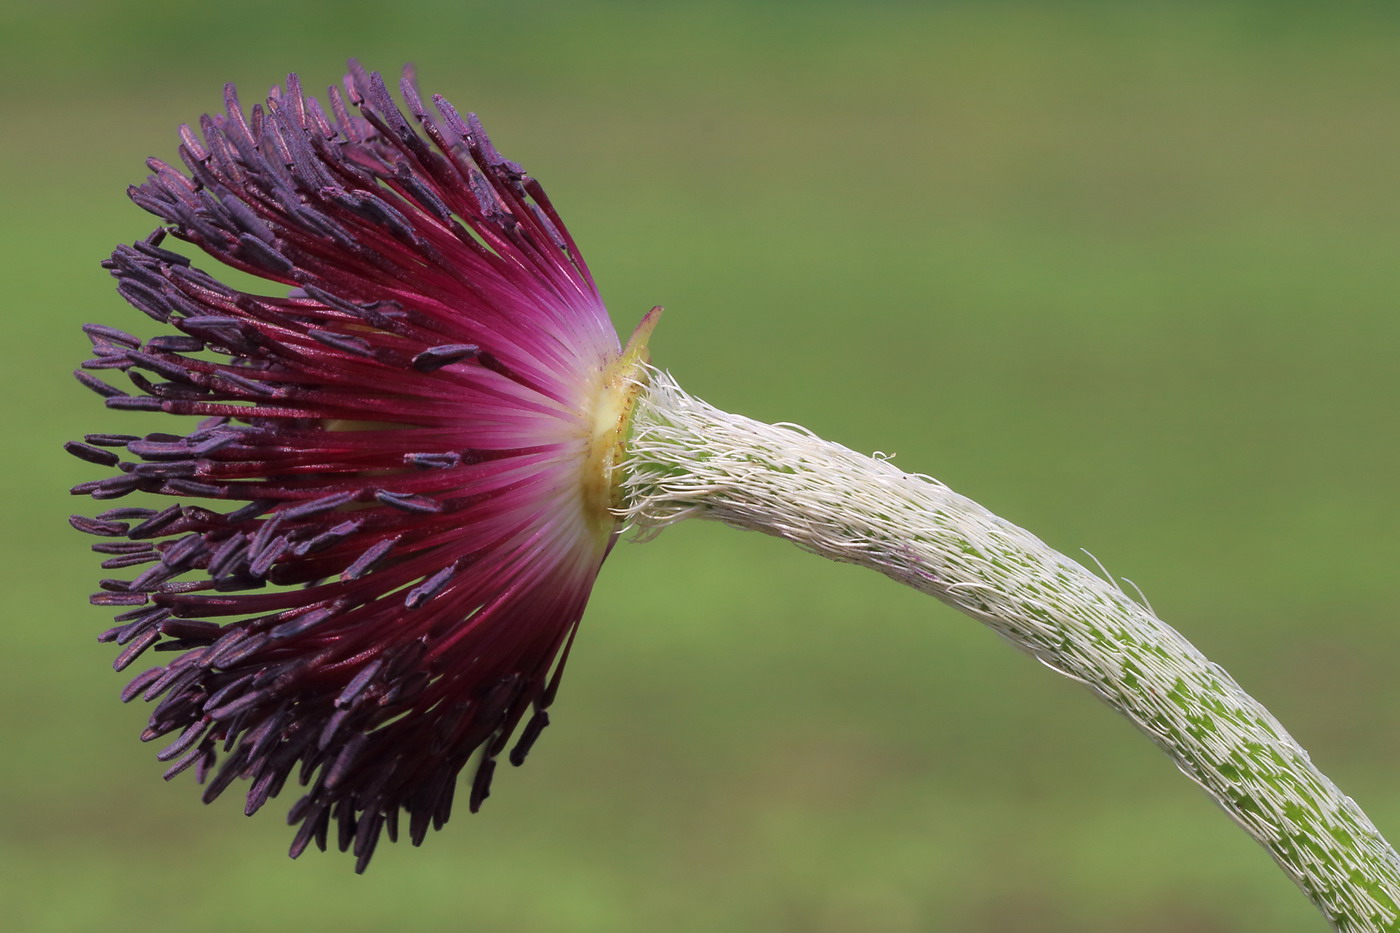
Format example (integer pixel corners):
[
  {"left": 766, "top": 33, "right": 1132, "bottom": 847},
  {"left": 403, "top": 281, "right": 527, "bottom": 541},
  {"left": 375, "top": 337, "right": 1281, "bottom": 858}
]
[{"left": 69, "top": 62, "right": 648, "bottom": 871}]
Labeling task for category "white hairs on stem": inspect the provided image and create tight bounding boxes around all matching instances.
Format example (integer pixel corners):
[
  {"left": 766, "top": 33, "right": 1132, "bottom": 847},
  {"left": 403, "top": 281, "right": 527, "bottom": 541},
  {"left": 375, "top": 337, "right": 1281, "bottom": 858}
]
[{"left": 620, "top": 368, "right": 1400, "bottom": 933}]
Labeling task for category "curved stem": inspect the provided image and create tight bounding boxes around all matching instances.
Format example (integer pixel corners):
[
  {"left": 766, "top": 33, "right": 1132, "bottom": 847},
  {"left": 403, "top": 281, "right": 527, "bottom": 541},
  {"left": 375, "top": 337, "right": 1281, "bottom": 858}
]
[{"left": 620, "top": 370, "right": 1400, "bottom": 933}]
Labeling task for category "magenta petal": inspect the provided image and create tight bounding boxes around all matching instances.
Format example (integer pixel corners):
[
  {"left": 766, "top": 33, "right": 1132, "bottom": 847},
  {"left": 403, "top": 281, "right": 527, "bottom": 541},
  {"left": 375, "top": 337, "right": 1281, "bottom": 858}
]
[{"left": 70, "top": 62, "right": 623, "bottom": 871}]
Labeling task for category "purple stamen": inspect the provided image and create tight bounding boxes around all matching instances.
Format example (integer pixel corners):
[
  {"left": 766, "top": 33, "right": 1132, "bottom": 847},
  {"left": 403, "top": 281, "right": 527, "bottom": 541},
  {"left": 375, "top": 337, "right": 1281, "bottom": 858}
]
[{"left": 71, "top": 60, "right": 622, "bottom": 873}]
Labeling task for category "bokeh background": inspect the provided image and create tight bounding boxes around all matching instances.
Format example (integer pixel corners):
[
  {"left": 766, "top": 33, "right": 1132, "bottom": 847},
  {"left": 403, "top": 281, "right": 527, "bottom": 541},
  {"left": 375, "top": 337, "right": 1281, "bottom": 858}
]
[{"left": 4, "top": 2, "right": 1399, "bottom": 931}]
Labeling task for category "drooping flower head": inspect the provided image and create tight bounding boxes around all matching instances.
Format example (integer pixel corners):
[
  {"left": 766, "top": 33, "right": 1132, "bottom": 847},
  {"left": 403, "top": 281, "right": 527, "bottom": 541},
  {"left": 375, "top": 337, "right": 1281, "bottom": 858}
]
[{"left": 69, "top": 62, "right": 655, "bottom": 871}]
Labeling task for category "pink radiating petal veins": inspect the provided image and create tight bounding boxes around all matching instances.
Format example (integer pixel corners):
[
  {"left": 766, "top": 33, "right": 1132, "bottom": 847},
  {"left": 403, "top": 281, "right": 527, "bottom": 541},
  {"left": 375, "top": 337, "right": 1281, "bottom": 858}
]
[{"left": 69, "top": 62, "right": 626, "bottom": 871}]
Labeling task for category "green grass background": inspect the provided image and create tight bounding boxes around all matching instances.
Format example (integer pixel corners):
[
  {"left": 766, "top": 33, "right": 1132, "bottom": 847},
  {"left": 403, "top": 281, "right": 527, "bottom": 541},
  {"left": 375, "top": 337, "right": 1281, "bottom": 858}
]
[{"left": 3, "top": 2, "right": 1399, "bottom": 930}]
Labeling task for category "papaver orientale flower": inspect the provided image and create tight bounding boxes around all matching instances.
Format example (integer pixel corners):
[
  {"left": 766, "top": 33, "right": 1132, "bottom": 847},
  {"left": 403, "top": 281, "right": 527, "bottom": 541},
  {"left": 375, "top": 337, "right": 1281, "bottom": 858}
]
[
  {"left": 69, "top": 62, "right": 655, "bottom": 871},
  {"left": 69, "top": 61, "right": 1400, "bottom": 930}
]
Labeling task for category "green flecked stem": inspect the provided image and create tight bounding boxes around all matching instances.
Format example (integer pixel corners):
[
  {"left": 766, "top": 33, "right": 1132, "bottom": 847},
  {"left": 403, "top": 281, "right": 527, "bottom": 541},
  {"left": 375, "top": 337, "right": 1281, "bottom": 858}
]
[{"left": 620, "top": 370, "right": 1400, "bottom": 932}]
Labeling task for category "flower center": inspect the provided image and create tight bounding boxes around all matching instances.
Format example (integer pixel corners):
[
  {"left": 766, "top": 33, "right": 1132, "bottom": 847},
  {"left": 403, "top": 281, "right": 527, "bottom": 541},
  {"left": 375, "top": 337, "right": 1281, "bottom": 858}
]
[{"left": 583, "top": 306, "right": 663, "bottom": 532}]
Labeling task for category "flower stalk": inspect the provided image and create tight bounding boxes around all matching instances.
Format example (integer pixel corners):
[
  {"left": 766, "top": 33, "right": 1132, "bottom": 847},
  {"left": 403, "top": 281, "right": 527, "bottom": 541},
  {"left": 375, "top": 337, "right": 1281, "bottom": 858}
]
[{"left": 620, "top": 369, "right": 1400, "bottom": 933}]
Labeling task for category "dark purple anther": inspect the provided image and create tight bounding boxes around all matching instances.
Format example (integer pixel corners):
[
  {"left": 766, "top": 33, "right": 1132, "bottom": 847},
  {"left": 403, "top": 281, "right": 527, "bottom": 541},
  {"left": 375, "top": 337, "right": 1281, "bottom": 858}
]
[{"left": 411, "top": 344, "right": 479, "bottom": 372}]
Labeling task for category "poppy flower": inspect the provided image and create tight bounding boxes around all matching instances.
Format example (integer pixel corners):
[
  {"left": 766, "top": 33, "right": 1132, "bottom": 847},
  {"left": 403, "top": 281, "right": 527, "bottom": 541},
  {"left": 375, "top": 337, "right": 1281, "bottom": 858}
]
[
  {"left": 70, "top": 61, "right": 1400, "bottom": 930},
  {"left": 69, "top": 62, "right": 654, "bottom": 871}
]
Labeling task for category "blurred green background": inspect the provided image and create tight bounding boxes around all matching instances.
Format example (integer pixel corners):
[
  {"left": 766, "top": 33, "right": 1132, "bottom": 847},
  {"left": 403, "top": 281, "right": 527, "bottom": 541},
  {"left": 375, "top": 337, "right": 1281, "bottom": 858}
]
[{"left": 4, "top": 1, "right": 1399, "bottom": 930}]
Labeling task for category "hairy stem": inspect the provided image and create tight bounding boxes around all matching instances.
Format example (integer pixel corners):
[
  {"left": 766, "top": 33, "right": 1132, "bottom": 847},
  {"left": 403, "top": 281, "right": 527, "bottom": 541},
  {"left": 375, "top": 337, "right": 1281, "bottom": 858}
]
[{"left": 620, "top": 370, "right": 1400, "bottom": 933}]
